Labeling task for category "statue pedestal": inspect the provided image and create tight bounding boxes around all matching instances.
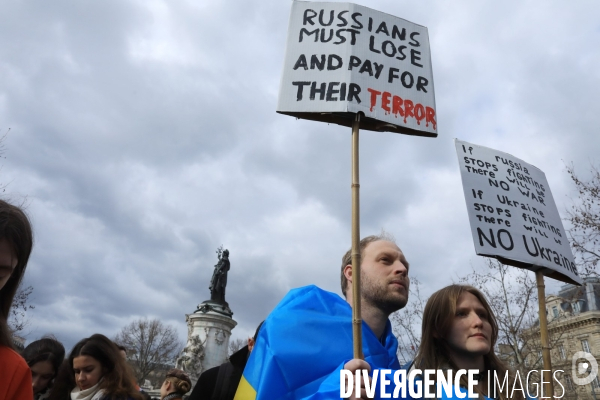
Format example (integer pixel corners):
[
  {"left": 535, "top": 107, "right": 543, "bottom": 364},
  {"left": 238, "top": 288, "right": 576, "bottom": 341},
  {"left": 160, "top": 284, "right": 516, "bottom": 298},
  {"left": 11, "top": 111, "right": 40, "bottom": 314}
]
[{"left": 176, "top": 302, "right": 237, "bottom": 383}]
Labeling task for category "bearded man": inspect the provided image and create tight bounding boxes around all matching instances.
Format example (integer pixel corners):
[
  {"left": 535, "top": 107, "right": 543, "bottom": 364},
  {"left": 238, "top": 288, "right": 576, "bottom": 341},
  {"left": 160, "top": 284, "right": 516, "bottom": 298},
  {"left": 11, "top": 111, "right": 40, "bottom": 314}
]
[{"left": 234, "top": 234, "right": 410, "bottom": 400}]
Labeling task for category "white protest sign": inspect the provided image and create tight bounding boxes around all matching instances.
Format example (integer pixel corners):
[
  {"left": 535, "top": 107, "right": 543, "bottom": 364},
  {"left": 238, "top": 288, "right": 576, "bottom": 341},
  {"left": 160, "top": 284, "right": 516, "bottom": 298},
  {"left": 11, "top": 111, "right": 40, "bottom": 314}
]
[
  {"left": 277, "top": 1, "right": 436, "bottom": 137},
  {"left": 455, "top": 139, "right": 582, "bottom": 285}
]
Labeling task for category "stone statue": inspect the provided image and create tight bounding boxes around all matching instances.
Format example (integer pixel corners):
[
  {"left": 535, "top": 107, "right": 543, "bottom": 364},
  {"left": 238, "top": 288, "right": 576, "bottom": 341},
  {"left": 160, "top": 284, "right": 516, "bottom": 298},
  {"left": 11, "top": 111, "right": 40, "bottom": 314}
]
[
  {"left": 176, "top": 334, "right": 206, "bottom": 379},
  {"left": 209, "top": 248, "right": 230, "bottom": 304}
]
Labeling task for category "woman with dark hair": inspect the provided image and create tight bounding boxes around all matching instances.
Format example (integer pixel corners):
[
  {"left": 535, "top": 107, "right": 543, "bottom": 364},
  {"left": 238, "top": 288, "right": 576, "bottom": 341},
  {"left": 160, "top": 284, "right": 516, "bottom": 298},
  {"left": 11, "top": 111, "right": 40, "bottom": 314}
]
[
  {"left": 50, "top": 333, "right": 143, "bottom": 400},
  {"left": 0, "top": 199, "right": 34, "bottom": 400},
  {"left": 411, "top": 284, "right": 527, "bottom": 400},
  {"left": 22, "top": 336, "right": 66, "bottom": 399},
  {"left": 47, "top": 359, "right": 75, "bottom": 400}
]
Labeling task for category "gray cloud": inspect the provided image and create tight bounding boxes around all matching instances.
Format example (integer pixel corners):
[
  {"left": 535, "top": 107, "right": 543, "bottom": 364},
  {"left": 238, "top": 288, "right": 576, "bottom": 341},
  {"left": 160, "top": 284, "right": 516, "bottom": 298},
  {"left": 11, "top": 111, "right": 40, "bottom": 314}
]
[{"left": 1, "top": 0, "right": 597, "bottom": 352}]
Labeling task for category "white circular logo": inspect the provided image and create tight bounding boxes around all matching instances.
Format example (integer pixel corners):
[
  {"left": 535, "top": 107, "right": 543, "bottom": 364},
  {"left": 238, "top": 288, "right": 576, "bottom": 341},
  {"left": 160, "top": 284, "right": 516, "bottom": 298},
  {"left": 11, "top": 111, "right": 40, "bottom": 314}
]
[{"left": 572, "top": 351, "right": 598, "bottom": 386}]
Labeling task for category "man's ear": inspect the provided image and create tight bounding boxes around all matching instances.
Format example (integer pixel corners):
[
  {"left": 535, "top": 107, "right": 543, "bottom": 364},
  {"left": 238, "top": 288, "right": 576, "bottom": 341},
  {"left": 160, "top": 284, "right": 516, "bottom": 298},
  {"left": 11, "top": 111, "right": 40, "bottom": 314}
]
[{"left": 343, "top": 264, "right": 353, "bottom": 283}]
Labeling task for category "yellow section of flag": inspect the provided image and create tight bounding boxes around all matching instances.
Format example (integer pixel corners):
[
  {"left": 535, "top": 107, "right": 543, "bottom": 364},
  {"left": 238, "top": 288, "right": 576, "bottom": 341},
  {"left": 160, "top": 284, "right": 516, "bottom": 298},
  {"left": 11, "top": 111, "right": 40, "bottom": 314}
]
[{"left": 233, "top": 375, "right": 256, "bottom": 400}]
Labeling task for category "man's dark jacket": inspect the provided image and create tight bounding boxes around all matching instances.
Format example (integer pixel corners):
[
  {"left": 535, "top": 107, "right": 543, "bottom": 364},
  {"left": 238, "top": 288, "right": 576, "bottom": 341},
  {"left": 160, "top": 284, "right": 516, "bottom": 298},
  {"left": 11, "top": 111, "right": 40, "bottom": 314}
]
[{"left": 188, "top": 345, "right": 249, "bottom": 400}]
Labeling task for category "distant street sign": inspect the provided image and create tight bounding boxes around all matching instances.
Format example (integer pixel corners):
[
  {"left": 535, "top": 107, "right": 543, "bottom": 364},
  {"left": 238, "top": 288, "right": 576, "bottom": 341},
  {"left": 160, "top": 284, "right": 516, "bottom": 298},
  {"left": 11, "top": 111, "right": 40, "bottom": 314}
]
[
  {"left": 278, "top": 1, "right": 437, "bottom": 137},
  {"left": 455, "top": 139, "right": 582, "bottom": 285}
]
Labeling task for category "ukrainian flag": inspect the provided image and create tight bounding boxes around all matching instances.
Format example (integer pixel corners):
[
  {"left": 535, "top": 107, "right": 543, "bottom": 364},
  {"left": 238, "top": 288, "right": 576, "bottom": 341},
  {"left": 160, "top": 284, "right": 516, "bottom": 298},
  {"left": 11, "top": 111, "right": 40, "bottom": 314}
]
[{"left": 234, "top": 285, "right": 400, "bottom": 400}]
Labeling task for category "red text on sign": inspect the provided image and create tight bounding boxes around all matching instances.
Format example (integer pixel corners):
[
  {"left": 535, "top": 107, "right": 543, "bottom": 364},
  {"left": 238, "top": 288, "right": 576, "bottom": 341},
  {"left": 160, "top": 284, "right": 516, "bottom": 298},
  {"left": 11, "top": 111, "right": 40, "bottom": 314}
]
[{"left": 367, "top": 88, "right": 436, "bottom": 130}]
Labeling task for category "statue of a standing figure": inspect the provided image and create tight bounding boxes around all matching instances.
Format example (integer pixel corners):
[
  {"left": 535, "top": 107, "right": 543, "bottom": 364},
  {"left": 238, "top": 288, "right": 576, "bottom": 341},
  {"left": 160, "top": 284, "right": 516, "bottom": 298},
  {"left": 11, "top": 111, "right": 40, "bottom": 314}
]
[{"left": 209, "top": 248, "right": 230, "bottom": 304}]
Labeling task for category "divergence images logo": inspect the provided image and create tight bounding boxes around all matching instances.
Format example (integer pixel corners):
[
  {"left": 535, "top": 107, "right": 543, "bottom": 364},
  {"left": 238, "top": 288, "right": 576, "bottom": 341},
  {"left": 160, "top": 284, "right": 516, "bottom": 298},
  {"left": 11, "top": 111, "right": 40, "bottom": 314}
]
[{"left": 572, "top": 351, "right": 599, "bottom": 386}]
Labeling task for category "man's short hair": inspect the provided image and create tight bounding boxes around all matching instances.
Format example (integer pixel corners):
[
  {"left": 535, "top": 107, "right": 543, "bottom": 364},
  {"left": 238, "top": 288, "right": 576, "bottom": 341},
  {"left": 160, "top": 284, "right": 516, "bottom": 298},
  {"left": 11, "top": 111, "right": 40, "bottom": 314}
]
[{"left": 340, "top": 232, "right": 396, "bottom": 297}]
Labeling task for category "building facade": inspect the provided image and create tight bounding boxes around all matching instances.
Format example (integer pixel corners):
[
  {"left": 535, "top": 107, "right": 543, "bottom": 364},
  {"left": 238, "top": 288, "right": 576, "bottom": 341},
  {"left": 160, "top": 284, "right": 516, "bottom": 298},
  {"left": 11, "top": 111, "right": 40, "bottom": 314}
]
[
  {"left": 535, "top": 277, "right": 600, "bottom": 400},
  {"left": 498, "top": 277, "right": 600, "bottom": 400}
]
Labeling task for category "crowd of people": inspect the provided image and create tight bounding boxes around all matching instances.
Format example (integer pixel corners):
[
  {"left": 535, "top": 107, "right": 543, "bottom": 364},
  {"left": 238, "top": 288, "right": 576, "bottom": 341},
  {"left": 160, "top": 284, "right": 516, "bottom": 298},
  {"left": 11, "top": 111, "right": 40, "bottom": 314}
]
[
  {"left": 1, "top": 196, "right": 527, "bottom": 400},
  {"left": 12, "top": 332, "right": 192, "bottom": 400},
  {"left": 231, "top": 234, "right": 528, "bottom": 400},
  {"left": 0, "top": 200, "right": 193, "bottom": 400}
]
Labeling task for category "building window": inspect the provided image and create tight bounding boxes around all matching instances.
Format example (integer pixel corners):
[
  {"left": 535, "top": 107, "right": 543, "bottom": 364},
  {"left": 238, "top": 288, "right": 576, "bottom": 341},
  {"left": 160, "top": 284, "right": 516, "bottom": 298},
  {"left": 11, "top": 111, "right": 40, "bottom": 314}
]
[
  {"left": 559, "top": 345, "right": 566, "bottom": 360},
  {"left": 565, "top": 374, "right": 574, "bottom": 391},
  {"left": 582, "top": 339, "right": 591, "bottom": 353},
  {"left": 552, "top": 306, "right": 559, "bottom": 318},
  {"left": 573, "top": 301, "right": 581, "bottom": 314}
]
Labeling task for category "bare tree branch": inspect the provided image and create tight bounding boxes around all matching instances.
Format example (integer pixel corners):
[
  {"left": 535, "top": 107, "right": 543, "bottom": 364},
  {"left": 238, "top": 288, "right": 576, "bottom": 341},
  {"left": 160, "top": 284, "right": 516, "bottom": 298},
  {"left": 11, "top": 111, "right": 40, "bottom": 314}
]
[
  {"left": 566, "top": 163, "right": 600, "bottom": 276},
  {"left": 114, "top": 318, "right": 183, "bottom": 384},
  {"left": 8, "top": 285, "right": 34, "bottom": 334},
  {"left": 390, "top": 278, "right": 426, "bottom": 365},
  {"left": 228, "top": 338, "right": 246, "bottom": 356}
]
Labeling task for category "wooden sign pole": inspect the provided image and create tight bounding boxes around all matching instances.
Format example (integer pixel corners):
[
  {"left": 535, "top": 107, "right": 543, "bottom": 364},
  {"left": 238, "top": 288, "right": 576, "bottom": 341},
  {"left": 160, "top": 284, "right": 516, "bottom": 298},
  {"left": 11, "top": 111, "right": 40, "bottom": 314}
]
[
  {"left": 351, "top": 112, "right": 363, "bottom": 359},
  {"left": 536, "top": 270, "right": 554, "bottom": 398}
]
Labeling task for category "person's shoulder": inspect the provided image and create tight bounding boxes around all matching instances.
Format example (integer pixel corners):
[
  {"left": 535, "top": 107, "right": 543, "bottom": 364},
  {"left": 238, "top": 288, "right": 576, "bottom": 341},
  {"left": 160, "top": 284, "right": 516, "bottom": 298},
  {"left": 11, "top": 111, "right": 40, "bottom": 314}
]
[
  {"left": 0, "top": 345, "right": 29, "bottom": 371},
  {"left": 287, "top": 284, "right": 328, "bottom": 296},
  {"left": 280, "top": 285, "right": 346, "bottom": 307},
  {"left": 0, "top": 346, "right": 33, "bottom": 399},
  {"left": 190, "top": 365, "right": 220, "bottom": 397},
  {"left": 229, "top": 345, "right": 249, "bottom": 368},
  {"left": 261, "top": 285, "right": 351, "bottom": 331},
  {"left": 0, "top": 345, "right": 26, "bottom": 359},
  {"left": 198, "top": 364, "right": 220, "bottom": 381}
]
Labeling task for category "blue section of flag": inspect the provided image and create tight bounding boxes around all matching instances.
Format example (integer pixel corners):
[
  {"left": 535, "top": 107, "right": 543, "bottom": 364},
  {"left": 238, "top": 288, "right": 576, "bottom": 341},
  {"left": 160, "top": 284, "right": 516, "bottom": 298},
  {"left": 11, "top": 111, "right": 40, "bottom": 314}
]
[{"left": 238, "top": 285, "right": 400, "bottom": 400}]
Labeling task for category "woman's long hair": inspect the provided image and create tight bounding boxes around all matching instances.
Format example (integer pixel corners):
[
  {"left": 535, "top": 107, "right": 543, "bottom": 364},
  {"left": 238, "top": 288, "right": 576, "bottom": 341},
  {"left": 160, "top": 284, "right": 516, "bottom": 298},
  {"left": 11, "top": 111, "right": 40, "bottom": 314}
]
[
  {"left": 51, "top": 333, "right": 143, "bottom": 400},
  {"left": 0, "top": 200, "right": 33, "bottom": 348},
  {"left": 22, "top": 336, "right": 66, "bottom": 372},
  {"left": 47, "top": 359, "right": 75, "bottom": 400},
  {"left": 23, "top": 336, "right": 66, "bottom": 395},
  {"left": 414, "top": 284, "right": 524, "bottom": 400}
]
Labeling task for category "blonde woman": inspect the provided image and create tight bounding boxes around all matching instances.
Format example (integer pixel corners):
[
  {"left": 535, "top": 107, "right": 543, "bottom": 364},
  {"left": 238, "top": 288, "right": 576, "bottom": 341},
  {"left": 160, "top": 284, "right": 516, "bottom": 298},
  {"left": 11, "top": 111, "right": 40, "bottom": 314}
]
[
  {"left": 411, "top": 284, "right": 527, "bottom": 400},
  {"left": 159, "top": 369, "right": 191, "bottom": 400}
]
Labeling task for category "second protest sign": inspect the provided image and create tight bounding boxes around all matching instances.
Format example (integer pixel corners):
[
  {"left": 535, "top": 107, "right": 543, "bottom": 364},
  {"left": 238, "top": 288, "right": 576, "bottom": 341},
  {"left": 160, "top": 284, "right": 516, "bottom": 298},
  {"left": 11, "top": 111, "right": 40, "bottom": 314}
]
[{"left": 455, "top": 139, "right": 581, "bottom": 285}]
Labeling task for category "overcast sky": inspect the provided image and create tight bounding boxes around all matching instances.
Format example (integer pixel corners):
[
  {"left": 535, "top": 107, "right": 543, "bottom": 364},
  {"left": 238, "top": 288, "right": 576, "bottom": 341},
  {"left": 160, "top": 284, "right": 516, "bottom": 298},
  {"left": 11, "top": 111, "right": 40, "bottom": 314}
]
[{"left": 2, "top": 0, "right": 598, "bottom": 352}]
